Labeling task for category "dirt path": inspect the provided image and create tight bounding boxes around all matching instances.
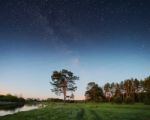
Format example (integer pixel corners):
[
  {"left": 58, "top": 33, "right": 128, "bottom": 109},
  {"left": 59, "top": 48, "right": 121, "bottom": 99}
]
[
  {"left": 76, "top": 108, "right": 85, "bottom": 120},
  {"left": 89, "top": 110, "right": 102, "bottom": 120}
]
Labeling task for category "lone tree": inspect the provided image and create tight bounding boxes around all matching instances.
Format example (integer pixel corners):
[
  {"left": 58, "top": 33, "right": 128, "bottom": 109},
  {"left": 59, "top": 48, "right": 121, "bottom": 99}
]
[{"left": 50, "top": 69, "right": 79, "bottom": 102}]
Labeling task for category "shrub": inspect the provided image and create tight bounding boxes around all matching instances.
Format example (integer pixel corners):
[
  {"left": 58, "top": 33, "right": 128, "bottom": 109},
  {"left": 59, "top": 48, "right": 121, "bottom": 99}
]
[
  {"left": 125, "top": 96, "right": 134, "bottom": 104},
  {"left": 144, "top": 96, "right": 150, "bottom": 105},
  {"left": 113, "top": 96, "right": 122, "bottom": 104}
]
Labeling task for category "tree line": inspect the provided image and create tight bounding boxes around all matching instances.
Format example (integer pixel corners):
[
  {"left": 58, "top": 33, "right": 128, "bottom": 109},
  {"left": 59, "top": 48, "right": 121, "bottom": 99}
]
[
  {"left": 85, "top": 76, "right": 150, "bottom": 104},
  {"left": 0, "top": 94, "right": 25, "bottom": 103}
]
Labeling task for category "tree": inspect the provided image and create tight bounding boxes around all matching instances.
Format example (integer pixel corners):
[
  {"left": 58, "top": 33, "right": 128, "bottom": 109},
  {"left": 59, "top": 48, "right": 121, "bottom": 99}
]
[
  {"left": 124, "top": 79, "right": 135, "bottom": 98},
  {"left": 144, "top": 76, "right": 150, "bottom": 104},
  {"left": 50, "top": 69, "right": 79, "bottom": 102},
  {"left": 85, "top": 82, "right": 104, "bottom": 102},
  {"left": 104, "top": 83, "right": 111, "bottom": 102},
  {"left": 104, "top": 83, "right": 110, "bottom": 93},
  {"left": 144, "top": 76, "right": 150, "bottom": 93},
  {"left": 114, "top": 83, "right": 121, "bottom": 97},
  {"left": 110, "top": 82, "right": 115, "bottom": 89},
  {"left": 134, "top": 79, "right": 139, "bottom": 92},
  {"left": 120, "top": 81, "right": 124, "bottom": 90}
]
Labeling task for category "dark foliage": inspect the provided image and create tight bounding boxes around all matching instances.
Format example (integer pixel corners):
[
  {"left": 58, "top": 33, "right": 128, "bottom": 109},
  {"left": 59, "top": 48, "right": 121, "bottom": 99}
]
[
  {"left": 113, "top": 96, "right": 122, "bottom": 104},
  {"left": 0, "top": 94, "right": 25, "bottom": 103},
  {"left": 125, "top": 96, "right": 134, "bottom": 104},
  {"left": 85, "top": 82, "right": 104, "bottom": 102}
]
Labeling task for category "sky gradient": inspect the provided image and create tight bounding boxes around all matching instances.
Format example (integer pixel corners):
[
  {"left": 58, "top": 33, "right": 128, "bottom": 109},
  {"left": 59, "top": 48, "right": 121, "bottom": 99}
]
[{"left": 0, "top": 0, "right": 150, "bottom": 100}]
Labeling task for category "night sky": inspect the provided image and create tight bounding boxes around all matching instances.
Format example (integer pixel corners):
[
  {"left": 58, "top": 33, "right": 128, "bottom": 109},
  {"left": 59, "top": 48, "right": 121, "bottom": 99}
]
[{"left": 0, "top": 0, "right": 150, "bottom": 99}]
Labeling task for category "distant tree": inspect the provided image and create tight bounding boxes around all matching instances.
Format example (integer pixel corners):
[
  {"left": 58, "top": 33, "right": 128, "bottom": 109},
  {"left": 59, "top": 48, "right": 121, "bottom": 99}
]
[
  {"left": 133, "top": 79, "right": 140, "bottom": 102},
  {"left": 104, "top": 83, "right": 111, "bottom": 102},
  {"left": 0, "top": 94, "right": 25, "bottom": 103},
  {"left": 114, "top": 83, "right": 121, "bottom": 97},
  {"left": 70, "top": 93, "right": 74, "bottom": 100},
  {"left": 144, "top": 76, "right": 150, "bottom": 93},
  {"left": 120, "top": 81, "right": 124, "bottom": 90},
  {"left": 134, "top": 79, "right": 139, "bottom": 91},
  {"left": 50, "top": 69, "right": 79, "bottom": 102},
  {"left": 110, "top": 82, "right": 115, "bottom": 89},
  {"left": 144, "top": 76, "right": 150, "bottom": 104},
  {"left": 124, "top": 79, "right": 134, "bottom": 97},
  {"left": 139, "top": 80, "right": 145, "bottom": 90},
  {"left": 110, "top": 82, "right": 116, "bottom": 97},
  {"left": 86, "top": 82, "right": 96, "bottom": 91},
  {"left": 104, "top": 83, "right": 110, "bottom": 93},
  {"left": 85, "top": 82, "right": 104, "bottom": 102}
]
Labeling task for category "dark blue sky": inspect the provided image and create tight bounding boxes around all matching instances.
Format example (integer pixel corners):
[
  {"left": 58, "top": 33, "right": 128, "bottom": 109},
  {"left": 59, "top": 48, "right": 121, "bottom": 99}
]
[{"left": 0, "top": 0, "right": 150, "bottom": 99}]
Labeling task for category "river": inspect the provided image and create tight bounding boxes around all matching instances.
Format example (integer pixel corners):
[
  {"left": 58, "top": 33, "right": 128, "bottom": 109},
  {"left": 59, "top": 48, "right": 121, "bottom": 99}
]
[{"left": 0, "top": 104, "right": 43, "bottom": 116}]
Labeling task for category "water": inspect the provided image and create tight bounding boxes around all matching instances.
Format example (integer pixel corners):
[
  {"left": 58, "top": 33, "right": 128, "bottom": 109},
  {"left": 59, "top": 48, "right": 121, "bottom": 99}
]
[{"left": 0, "top": 104, "right": 42, "bottom": 116}]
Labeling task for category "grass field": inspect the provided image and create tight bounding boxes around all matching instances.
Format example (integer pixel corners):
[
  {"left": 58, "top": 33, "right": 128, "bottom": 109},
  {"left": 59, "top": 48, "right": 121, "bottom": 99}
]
[{"left": 0, "top": 103, "right": 150, "bottom": 120}]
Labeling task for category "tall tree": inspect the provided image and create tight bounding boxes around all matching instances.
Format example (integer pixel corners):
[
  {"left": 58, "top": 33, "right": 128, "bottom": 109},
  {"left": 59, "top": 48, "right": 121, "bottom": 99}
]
[
  {"left": 50, "top": 69, "right": 79, "bottom": 102},
  {"left": 85, "top": 82, "right": 104, "bottom": 102},
  {"left": 104, "top": 83, "right": 110, "bottom": 93},
  {"left": 144, "top": 76, "right": 150, "bottom": 104},
  {"left": 120, "top": 81, "right": 124, "bottom": 90},
  {"left": 110, "top": 82, "right": 115, "bottom": 89},
  {"left": 114, "top": 83, "right": 121, "bottom": 97},
  {"left": 104, "top": 82, "right": 111, "bottom": 102},
  {"left": 124, "top": 79, "right": 132, "bottom": 97},
  {"left": 144, "top": 76, "right": 150, "bottom": 93}
]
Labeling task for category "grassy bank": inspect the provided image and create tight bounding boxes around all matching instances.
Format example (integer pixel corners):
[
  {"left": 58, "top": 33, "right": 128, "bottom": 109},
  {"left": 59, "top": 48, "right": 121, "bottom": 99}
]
[{"left": 0, "top": 103, "right": 150, "bottom": 120}]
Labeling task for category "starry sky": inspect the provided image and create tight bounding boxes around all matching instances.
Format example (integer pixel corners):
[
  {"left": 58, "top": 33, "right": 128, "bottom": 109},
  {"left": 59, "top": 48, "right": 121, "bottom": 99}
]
[{"left": 0, "top": 0, "right": 150, "bottom": 100}]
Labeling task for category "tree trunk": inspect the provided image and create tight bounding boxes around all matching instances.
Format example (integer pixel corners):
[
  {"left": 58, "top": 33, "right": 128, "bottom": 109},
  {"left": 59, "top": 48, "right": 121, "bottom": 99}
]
[{"left": 63, "top": 79, "right": 67, "bottom": 103}]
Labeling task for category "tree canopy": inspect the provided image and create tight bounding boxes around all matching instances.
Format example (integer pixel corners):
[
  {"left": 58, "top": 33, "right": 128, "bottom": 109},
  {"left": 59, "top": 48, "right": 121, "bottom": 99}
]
[
  {"left": 85, "top": 82, "right": 104, "bottom": 102},
  {"left": 50, "top": 69, "right": 79, "bottom": 102}
]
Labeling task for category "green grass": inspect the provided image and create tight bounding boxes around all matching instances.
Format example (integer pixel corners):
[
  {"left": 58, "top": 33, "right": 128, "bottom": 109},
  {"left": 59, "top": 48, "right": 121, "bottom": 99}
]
[{"left": 0, "top": 103, "right": 150, "bottom": 120}]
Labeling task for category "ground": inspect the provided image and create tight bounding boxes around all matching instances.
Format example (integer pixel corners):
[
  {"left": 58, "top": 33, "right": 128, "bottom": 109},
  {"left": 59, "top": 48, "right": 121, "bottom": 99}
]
[{"left": 0, "top": 103, "right": 150, "bottom": 120}]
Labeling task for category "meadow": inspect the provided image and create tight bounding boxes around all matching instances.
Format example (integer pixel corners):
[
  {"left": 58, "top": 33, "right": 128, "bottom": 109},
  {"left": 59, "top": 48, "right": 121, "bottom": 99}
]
[{"left": 0, "top": 103, "right": 150, "bottom": 120}]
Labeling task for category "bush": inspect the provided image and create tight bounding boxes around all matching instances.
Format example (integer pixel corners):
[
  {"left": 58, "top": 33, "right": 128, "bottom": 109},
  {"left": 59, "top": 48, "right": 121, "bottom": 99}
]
[
  {"left": 125, "top": 96, "right": 134, "bottom": 104},
  {"left": 144, "top": 97, "right": 150, "bottom": 105},
  {"left": 113, "top": 96, "right": 122, "bottom": 104}
]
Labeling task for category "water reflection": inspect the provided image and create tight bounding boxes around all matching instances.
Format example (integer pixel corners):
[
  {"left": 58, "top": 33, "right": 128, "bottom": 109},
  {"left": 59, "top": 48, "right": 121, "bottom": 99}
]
[{"left": 0, "top": 104, "right": 42, "bottom": 116}]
